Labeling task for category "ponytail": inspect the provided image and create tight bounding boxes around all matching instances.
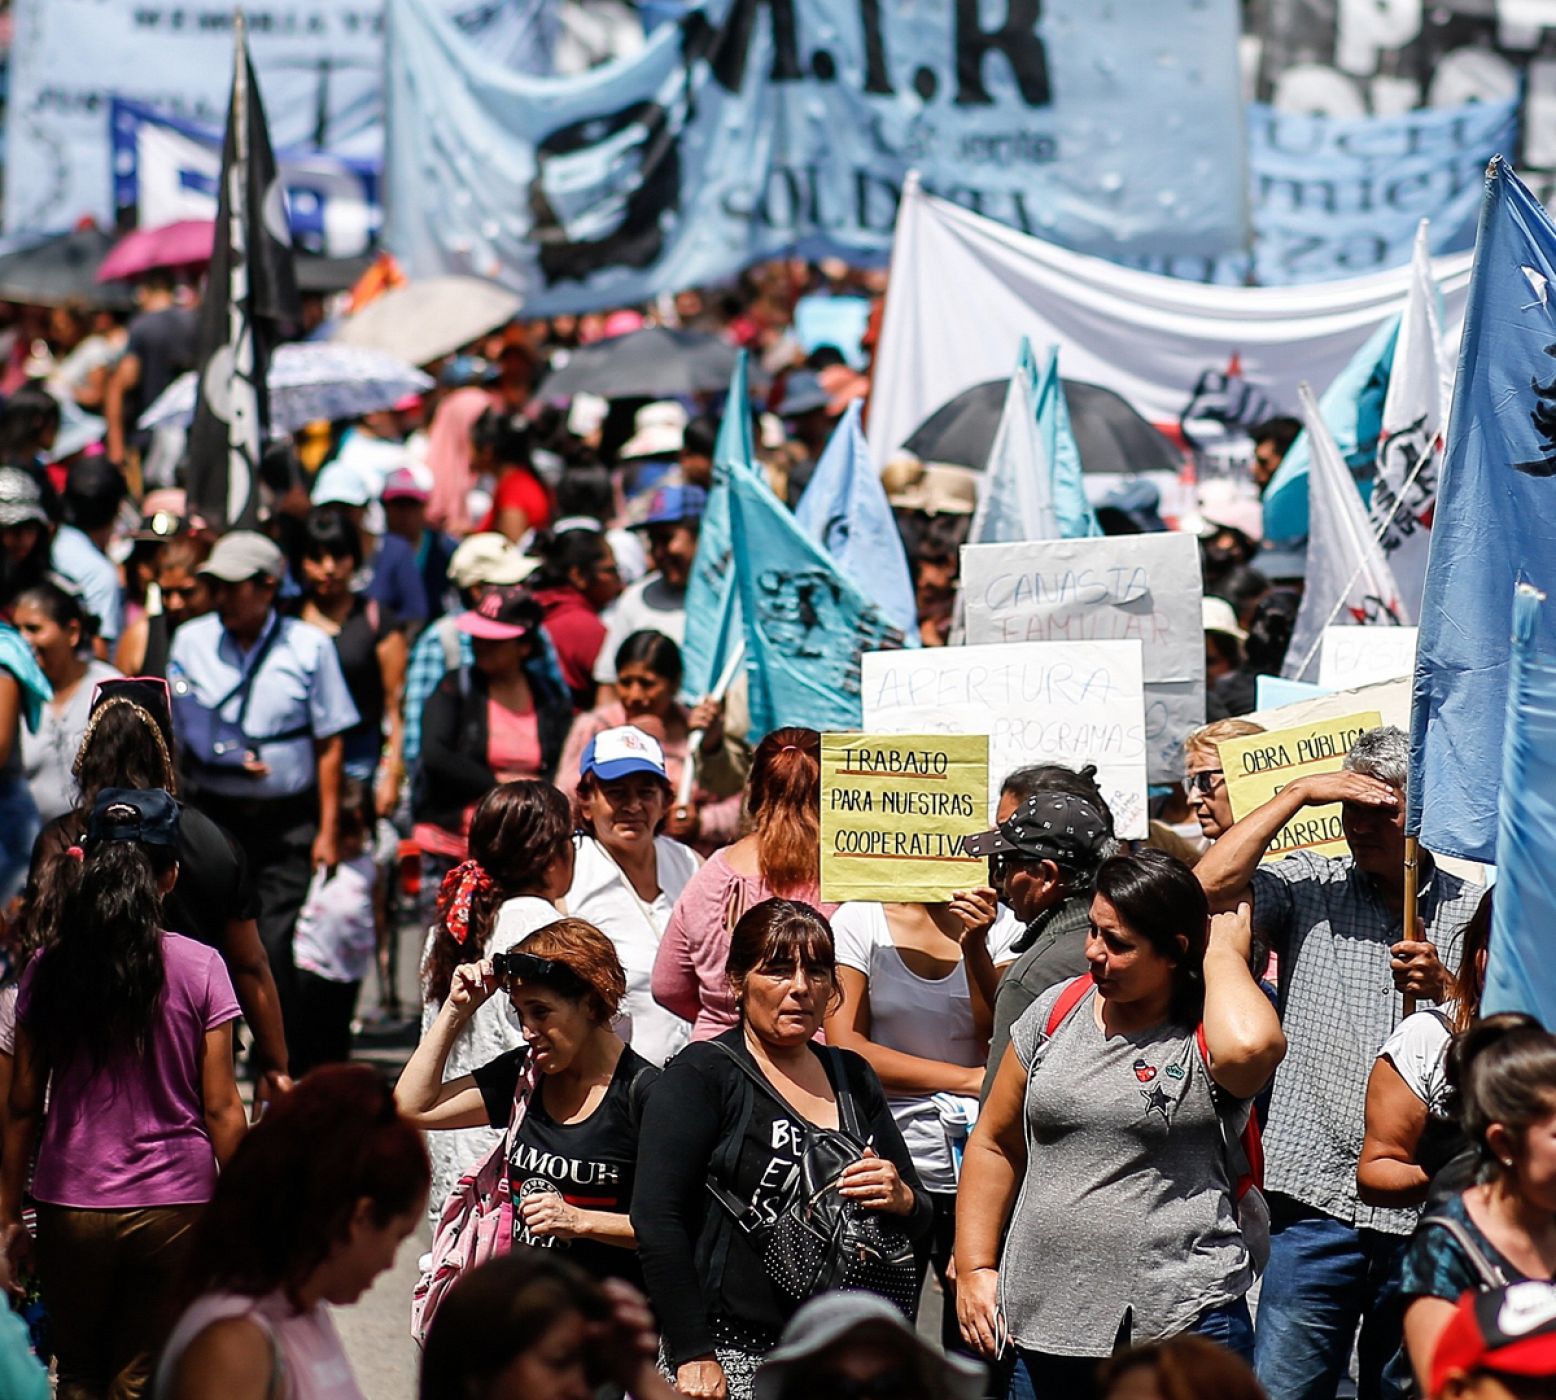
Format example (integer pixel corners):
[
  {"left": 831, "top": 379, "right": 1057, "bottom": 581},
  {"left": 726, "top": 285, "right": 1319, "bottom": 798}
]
[
  {"left": 24, "top": 839, "right": 173, "bottom": 1068},
  {"left": 748, "top": 727, "right": 821, "bottom": 895},
  {"left": 1447, "top": 1012, "right": 1556, "bottom": 1181}
]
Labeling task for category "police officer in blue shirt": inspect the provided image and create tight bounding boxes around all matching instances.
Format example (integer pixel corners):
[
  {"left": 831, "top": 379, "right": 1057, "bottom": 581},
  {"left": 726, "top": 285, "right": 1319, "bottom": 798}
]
[{"left": 168, "top": 531, "right": 359, "bottom": 1041}]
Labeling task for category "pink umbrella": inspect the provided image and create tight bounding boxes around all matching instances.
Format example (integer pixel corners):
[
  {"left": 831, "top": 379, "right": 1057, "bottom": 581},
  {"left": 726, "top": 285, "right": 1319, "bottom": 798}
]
[{"left": 96, "top": 219, "right": 214, "bottom": 283}]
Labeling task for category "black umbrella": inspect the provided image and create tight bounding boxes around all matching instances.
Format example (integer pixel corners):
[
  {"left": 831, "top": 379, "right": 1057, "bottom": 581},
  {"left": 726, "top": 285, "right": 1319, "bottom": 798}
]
[
  {"left": 538, "top": 326, "right": 745, "bottom": 400},
  {"left": 0, "top": 228, "right": 134, "bottom": 310},
  {"left": 902, "top": 377, "right": 1182, "bottom": 477}
]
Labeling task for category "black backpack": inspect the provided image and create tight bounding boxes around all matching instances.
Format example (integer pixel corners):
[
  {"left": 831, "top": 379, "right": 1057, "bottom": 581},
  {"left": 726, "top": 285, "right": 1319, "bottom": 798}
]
[{"left": 705, "top": 1042, "right": 919, "bottom": 1317}]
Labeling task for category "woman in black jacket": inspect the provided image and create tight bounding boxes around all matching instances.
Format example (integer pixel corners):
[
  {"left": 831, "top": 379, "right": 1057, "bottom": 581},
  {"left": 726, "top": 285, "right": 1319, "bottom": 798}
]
[
  {"left": 631, "top": 899, "right": 932, "bottom": 1400},
  {"left": 412, "top": 585, "right": 571, "bottom": 872}
]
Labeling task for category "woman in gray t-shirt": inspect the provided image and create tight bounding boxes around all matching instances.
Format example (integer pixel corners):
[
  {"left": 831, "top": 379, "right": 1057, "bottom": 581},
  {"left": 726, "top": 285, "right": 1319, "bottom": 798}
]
[{"left": 954, "top": 851, "right": 1286, "bottom": 1398}]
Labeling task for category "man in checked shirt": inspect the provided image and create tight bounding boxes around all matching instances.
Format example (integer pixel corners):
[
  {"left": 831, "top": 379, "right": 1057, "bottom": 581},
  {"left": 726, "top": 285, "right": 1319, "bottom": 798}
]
[{"left": 1196, "top": 726, "right": 1481, "bottom": 1400}]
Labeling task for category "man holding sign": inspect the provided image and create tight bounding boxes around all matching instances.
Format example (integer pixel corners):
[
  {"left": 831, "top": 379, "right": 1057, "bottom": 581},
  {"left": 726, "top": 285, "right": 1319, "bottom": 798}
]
[{"left": 1196, "top": 727, "right": 1480, "bottom": 1400}]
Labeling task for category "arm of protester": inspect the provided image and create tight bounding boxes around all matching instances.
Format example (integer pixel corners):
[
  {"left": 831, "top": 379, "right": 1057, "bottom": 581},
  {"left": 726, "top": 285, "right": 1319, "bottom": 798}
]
[
  {"left": 1357, "top": 1056, "right": 1433, "bottom": 1207},
  {"left": 201, "top": 1021, "right": 247, "bottom": 1167},
  {"left": 980, "top": 969, "right": 1036, "bottom": 1103},
  {"left": 519, "top": 1193, "right": 637, "bottom": 1249},
  {"left": 115, "top": 616, "right": 150, "bottom": 676},
  {"left": 631, "top": 1053, "right": 729, "bottom": 1382},
  {"left": 376, "top": 626, "right": 409, "bottom": 820},
  {"left": 0, "top": 673, "right": 21, "bottom": 772},
  {"left": 1199, "top": 900, "right": 1286, "bottom": 1101},
  {"left": 104, "top": 351, "right": 142, "bottom": 465},
  {"left": 220, "top": 917, "right": 291, "bottom": 1115},
  {"left": 0, "top": 1025, "right": 45, "bottom": 1271},
  {"left": 1195, "top": 771, "right": 1399, "bottom": 911},
  {"left": 1405, "top": 1297, "right": 1461, "bottom": 1398},
  {"left": 420, "top": 681, "right": 500, "bottom": 804},
  {"left": 164, "top": 1316, "right": 277, "bottom": 1400},
  {"left": 394, "top": 962, "right": 501, "bottom": 1130},
  {"left": 650, "top": 895, "right": 704, "bottom": 1025},
  {"left": 952, "top": 888, "right": 1002, "bottom": 1038},
  {"left": 312, "top": 734, "right": 344, "bottom": 871},
  {"left": 955, "top": 1042, "right": 1029, "bottom": 1358},
  {"left": 825, "top": 967, "right": 982, "bottom": 1096}
]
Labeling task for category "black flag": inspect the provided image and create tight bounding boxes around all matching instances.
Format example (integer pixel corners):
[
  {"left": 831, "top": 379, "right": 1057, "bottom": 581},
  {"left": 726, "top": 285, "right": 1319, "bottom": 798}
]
[{"left": 186, "top": 15, "right": 299, "bottom": 530}]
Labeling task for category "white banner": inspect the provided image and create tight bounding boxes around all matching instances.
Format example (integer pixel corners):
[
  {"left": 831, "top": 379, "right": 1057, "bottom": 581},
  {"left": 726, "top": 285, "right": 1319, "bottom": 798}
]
[
  {"left": 959, "top": 534, "right": 1204, "bottom": 784},
  {"left": 868, "top": 175, "right": 1474, "bottom": 464},
  {"left": 1318, "top": 625, "right": 1419, "bottom": 691},
  {"left": 4, "top": 0, "right": 554, "bottom": 234},
  {"left": 860, "top": 640, "right": 1149, "bottom": 839}
]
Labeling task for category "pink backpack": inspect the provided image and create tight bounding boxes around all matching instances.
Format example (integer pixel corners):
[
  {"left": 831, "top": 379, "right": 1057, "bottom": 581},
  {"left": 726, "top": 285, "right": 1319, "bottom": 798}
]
[{"left": 410, "top": 1057, "right": 536, "bottom": 1347}]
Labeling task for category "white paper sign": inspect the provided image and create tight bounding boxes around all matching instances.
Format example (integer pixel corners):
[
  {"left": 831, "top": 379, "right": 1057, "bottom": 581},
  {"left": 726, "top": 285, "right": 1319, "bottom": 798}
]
[
  {"left": 860, "top": 640, "right": 1149, "bottom": 839},
  {"left": 960, "top": 535, "right": 1205, "bottom": 782},
  {"left": 1318, "top": 626, "right": 1419, "bottom": 691}
]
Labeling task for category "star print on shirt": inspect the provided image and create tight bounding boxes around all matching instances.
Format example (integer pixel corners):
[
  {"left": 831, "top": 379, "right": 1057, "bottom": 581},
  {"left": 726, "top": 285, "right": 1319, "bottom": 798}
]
[{"left": 1141, "top": 1083, "right": 1174, "bottom": 1121}]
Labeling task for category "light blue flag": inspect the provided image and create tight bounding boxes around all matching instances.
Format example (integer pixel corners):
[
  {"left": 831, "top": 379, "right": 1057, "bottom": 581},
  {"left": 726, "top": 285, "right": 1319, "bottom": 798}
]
[
  {"left": 794, "top": 402, "right": 918, "bottom": 639},
  {"left": 1484, "top": 585, "right": 1556, "bottom": 1020},
  {"left": 1407, "top": 159, "right": 1556, "bottom": 863},
  {"left": 966, "top": 338, "right": 1060, "bottom": 545},
  {"left": 1035, "top": 347, "right": 1102, "bottom": 539},
  {"left": 1261, "top": 315, "right": 1400, "bottom": 541},
  {"left": 726, "top": 455, "right": 907, "bottom": 738},
  {"left": 679, "top": 353, "right": 753, "bottom": 703}
]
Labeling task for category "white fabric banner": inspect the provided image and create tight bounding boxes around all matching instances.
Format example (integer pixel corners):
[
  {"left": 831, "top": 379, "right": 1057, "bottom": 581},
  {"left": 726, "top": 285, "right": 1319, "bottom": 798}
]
[
  {"left": 860, "top": 640, "right": 1149, "bottom": 839},
  {"left": 868, "top": 174, "right": 1474, "bottom": 465},
  {"left": 1284, "top": 383, "right": 1409, "bottom": 682},
  {"left": 958, "top": 534, "right": 1204, "bottom": 784}
]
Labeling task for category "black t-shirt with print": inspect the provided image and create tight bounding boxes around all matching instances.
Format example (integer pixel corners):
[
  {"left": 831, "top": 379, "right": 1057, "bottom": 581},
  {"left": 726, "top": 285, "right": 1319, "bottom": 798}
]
[{"left": 472, "top": 1044, "right": 658, "bottom": 1287}]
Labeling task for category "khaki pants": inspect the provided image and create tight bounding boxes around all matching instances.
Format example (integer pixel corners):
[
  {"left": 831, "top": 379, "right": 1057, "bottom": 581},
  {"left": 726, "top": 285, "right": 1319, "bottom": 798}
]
[{"left": 35, "top": 1202, "right": 201, "bottom": 1400}]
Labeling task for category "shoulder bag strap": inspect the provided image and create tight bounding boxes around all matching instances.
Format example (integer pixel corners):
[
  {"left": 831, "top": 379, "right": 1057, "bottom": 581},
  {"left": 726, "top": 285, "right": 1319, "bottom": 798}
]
[
  {"left": 214, "top": 612, "right": 287, "bottom": 728},
  {"left": 826, "top": 1046, "right": 867, "bottom": 1142},
  {"left": 1044, "top": 975, "right": 1095, "bottom": 1037},
  {"left": 1420, "top": 1213, "right": 1513, "bottom": 1289}
]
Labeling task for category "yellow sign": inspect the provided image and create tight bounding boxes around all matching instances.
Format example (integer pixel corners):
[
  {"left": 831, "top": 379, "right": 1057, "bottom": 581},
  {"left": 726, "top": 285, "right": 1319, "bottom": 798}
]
[
  {"left": 820, "top": 733, "right": 991, "bottom": 903},
  {"left": 1221, "top": 711, "right": 1383, "bottom": 862}
]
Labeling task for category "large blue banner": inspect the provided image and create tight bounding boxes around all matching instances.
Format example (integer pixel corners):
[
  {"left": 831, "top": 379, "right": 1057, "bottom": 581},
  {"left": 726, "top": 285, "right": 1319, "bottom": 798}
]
[{"left": 385, "top": 0, "right": 1249, "bottom": 314}]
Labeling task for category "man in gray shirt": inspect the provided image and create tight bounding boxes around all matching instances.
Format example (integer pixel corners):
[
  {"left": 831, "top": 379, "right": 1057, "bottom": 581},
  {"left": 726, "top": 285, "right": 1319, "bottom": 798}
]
[{"left": 966, "top": 782, "right": 1116, "bottom": 1096}]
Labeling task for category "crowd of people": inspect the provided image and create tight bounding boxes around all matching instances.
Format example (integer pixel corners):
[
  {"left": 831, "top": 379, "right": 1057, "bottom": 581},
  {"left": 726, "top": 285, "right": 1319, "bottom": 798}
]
[{"left": 0, "top": 259, "right": 1545, "bottom": 1400}]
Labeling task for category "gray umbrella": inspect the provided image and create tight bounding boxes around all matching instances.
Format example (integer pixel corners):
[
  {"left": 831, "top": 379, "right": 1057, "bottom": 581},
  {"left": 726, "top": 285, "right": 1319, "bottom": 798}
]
[
  {"left": 539, "top": 326, "right": 744, "bottom": 400},
  {"left": 0, "top": 228, "right": 134, "bottom": 310},
  {"left": 902, "top": 377, "right": 1181, "bottom": 476}
]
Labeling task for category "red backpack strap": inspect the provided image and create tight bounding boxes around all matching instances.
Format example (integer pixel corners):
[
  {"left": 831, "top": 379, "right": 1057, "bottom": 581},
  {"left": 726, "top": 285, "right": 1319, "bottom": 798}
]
[
  {"left": 1044, "top": 975, "right": 1096, "bottom": 1037},
  {"left": 1195, "top": 1023, "right": 1265, "bottom": 1196}
]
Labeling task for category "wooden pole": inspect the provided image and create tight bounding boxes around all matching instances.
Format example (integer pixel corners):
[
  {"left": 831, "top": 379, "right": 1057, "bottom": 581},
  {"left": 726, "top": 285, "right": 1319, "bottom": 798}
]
[{"left": 1402, "top": 834, "right": 1420, "bottom": 1018}]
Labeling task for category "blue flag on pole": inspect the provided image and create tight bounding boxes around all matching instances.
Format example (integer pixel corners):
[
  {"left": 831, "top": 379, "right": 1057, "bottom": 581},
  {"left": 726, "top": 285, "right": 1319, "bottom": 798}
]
[
  {"left": 727, "top": 455, "right": 906, "bottom": 738},
  {"left": 679, "top": 352, "right": 753, "bottom": 703},
  {"left": 793, "top": 402, "right": 918, "bottom": 639},
  {"left": 1036, "top": 348, "right": 1103, "bottom": 539},
  {"left": 1260, "top": 314, "right": 1400, "bottom": 542},
  {"left": 965, "top": 338, "right": 1060, "bottom": 545},
  {"left": 1407, "top": 158, "right": 1556, "bottom": 863},
  {"left": 1484, "top": 585, "right": 1556, "bottom": 1021}
]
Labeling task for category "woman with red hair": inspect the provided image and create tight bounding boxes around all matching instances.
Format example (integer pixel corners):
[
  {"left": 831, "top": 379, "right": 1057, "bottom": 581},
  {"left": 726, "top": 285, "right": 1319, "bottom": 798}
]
[
  {"left": 650, "top": 728, "right": 834, "bottom": 1042},
  {"left": 154, "top": 1065, "right": 429, "bottom": 1400}
]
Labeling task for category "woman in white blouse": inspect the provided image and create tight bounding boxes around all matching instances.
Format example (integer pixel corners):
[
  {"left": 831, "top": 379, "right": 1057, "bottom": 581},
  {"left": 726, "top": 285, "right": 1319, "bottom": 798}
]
[
  {"left": 823, "top": 891, "right": 1019, "bottom": 1355},
  {"left": 564, "top": 726, "right": 700, "bottom": 1067}
]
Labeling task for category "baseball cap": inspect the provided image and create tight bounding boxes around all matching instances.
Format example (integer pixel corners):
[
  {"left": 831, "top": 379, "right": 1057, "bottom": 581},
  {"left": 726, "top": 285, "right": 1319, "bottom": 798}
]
[
  {"left": 1203, "top": 595, "right": 1249, "bottom": 642},
  {"left": 447, "top": 532, "right": 537, "bottom": 590},
  {"left": 0, "top": 466, "right": 48, "bottom": 529},
  {"left": 86, "top": 787, "right": 181, "bottom": 849},
  {"left": 753, "top": 1292, "right": 983, "bottom": 1400},
  {"left": 620, "top": 402, "right": 688, "bottom": 461},
  {"left": 455, "top": 584, "right": 541, "bottom": 641},
  {"left": 962, "top": 792, "right": 1111, "bottom": 865},
  {"left": 312, "top": 462, "right": 374, "bottom": 509},
  {"left": 1431, "top": 1282, "right": 1556, "bottom": 1397},
  {"left": 199, "top": 530, "right": 285, "bottom": 583},
  {"left": 381, "top": 467, "right": 430, "bottom": 504},
  {"left": 629, "top": 481, "right": 707, "bottom": 529},
  {"left": 580, "top": 726, "right": 669, "bottom": 783}
]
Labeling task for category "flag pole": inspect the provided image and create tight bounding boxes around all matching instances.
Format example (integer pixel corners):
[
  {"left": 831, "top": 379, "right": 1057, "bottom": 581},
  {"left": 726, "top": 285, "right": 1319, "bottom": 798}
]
[
  {"left": 675, "top": 639, "right": 746, "bottom": 809},
  {"left": 1402, "top": 834, "right": 1420, "bottom": 1018}
]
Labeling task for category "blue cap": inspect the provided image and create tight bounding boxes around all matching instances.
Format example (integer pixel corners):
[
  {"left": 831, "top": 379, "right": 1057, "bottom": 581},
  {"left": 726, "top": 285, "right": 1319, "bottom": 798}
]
[
  {"left": 629, "top": 481, "right": 707, "bottom": 529},
  {"left": 87, "top": 787, "right": 181, "bottom": 849},
  {"left": 580, "top": 726, "right": 670, "bottom": 782}
]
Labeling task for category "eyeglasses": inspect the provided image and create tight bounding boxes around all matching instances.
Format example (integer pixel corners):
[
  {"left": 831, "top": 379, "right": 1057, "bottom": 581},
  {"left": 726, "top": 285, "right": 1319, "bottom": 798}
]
[{"left": 1186, "top": 769, "right": 1225, "bottom": 797}]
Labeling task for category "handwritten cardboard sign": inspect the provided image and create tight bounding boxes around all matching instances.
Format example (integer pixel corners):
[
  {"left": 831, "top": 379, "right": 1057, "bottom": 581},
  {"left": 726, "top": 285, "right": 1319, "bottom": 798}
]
[
  {"left": 959, "top": 534, "right": 1205, "bottom": 781},
  {"left": 1221, "top": 711, "right": 1383, "bottom": 862},
  {"left": 1318, "top": 626, "right": 1418, "bottom": 691},
  {"left": 820, "top": 733, "right": 990, "bottom": 903},
  {"left": 859, "top": 640, "right": 1149, "bottom": 839}
]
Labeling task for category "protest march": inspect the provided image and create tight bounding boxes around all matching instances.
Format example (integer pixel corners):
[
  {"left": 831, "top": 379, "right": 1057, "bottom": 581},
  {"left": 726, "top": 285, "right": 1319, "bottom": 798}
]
[{"left": 5, "top": 2, "right": 1556, "bottom": 1399}]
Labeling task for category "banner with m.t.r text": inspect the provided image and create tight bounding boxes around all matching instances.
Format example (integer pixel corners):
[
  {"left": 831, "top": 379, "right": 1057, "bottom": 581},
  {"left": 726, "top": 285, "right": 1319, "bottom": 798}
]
[{"left": 384, "top": 0, "right": 1248, "bottom": 314}]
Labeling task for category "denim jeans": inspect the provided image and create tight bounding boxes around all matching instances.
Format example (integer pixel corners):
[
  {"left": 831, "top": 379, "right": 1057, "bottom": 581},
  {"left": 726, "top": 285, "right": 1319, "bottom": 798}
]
[
  {"left": 1011, "top": 1296, "right": 1254, "bottom": 1399},
  {"left": 1253, "top": 1195, "right": 1408, "bottom": 1400}
]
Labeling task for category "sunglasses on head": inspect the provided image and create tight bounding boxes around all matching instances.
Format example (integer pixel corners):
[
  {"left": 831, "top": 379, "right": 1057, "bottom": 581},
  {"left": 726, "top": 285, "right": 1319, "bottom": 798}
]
[
  {"left": 91, "top": 676, "right": 173, "bottom": 729},
  {"left": 491, "top": 951, "right": 589, "bottom": 997},
  {"left": 1186, "top": 769, "right": 1225, "bottom": 796}
]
